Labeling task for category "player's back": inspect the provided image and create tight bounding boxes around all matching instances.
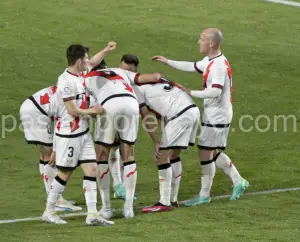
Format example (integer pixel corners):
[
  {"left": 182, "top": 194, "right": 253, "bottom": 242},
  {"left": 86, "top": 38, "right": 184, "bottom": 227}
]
[
  {"left": 30, "top": 85, "right": 58, "bottom": 118},
  {"left": 55, "top": 69, "right": 89, "bottom": 135},
  {"left": 85, "top": 68, "right": 136, "bottom": 105},
  {"left": 134, "top": 78, "right": 195, "bottom": 120}
]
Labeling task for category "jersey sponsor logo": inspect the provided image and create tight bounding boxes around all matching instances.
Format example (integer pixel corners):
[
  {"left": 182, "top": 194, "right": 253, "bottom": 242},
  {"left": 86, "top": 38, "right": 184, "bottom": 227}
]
[
  {"left": 40, "top": 93, "right": 50, "bottom": 105},
  {"left": 64, "top": 87, "right": 71, "bottom": 94}
]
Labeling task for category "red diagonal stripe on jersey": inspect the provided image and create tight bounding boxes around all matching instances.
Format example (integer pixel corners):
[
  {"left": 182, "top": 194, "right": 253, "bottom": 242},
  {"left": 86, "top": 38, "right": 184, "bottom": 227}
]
[
  {"left": 40, "top": 93, "right": 50, "bottom": 105},
  {"left": 51, "top": 86, "right": 57, "bottom": 94},
  {"left": 225, "top": 60, "right": 233, "bottom": 103},
  {"left": 229, "top": 161, "right": 232, "bottom": 167},
  {"left": 100, "top": 168, "right": 110, "bottom": 179},
  {"left": 175, "top": 174, "right": 182, "bottom": 179},
  {"left": 126, "top": 168, "right": 137, "bottom": 178},
  {"left": 70, "top": 117, "right": 80, "bottom": 132},
  {"left": 56, "top": 121, "right": 61, "bottom": 131},
  {"left": 122, "top": 81, "right": 133, "bottom": 93},
  {"left": 203, "top": 61, "right": 214, "bottom": 89}
]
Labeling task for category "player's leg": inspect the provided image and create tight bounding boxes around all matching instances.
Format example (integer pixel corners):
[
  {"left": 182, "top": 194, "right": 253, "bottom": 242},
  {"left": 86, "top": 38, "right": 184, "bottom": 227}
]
[
  {"left": 184, "top": 122, "right": 217, "bottom": 206},
  {"left": 42, "top": 135, "right": 83, "bottom": 224},
  {"left": 80, "top": 133, "right": 114, "bottom": 226},
  {"left": 142, "top": 148, "right": 173, "bottom": 213},
  {"left": 109, "top": 147, "right": 122, "bottom": 187},
  {"left": 94, "top": 112, "right": 115, "bottom": 216},
  {"left": 170, "top": 107, "right": 200, "bottom": 207},
  {"left": 120, "top": 142, "right": 137, "bottom": 218},
  {"left": 170, "top": 149, "right": 182, "bottom": 207},
  {"left": 184, "top": 148, "right": 215, "bottom": 207},
  {"left": 118, "top": 98, "right": 139, "bottom": 218},
  {"left": 108, "top": 146, "right": 127, "bottom": 200},
  {"left": 96, "top": 143, "right": 114, "bottom": 219},
  {"left": 213, "top": 149, "right": 249, "bottom": 200},
  {"left": 38, "top": 145, "right": 54, "bottom": 195}
]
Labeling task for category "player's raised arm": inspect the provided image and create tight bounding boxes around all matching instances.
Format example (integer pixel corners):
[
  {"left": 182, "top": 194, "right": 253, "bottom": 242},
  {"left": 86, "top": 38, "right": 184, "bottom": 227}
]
[{"left": 87, "top": 41, "right": 116, "bottom": 69}]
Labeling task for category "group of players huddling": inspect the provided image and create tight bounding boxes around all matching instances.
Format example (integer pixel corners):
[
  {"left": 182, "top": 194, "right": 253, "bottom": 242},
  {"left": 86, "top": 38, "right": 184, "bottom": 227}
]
[{"left": 20, "top": 28, "right": 249, "bottom": 226}]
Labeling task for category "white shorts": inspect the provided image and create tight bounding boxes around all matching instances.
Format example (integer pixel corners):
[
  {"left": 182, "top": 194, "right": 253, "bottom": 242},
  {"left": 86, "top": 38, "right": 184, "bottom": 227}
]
[
  {"left": 55, "top": 132, "right": 96, "bottom": 170},
  {"left": 94, "top": 96, "right": 139, "bottom": 146},
  {"left": 198, "top": 123, "right": 231, "bottom": 150},
  {"left": 20, "top": 99, "right": 53, "bottom": 146},
  {"left": 160, "top": 106, "right": 200, "bottom": 150}
]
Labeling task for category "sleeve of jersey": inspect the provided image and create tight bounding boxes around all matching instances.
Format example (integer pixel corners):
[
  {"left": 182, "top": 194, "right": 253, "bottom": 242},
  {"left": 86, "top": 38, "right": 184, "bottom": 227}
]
[
  {"left": 125, "top": 70, "right": 139, "bottom": 85},
  {"left": 167, "top": 60, "right": 196, "bottom": 72},
  {"left": 190, "top": 88, "right": 222, "bottom": 99},
  {"left": 59, "top": 79, "right": 76, "bottom": 102},
  {"left": 211, "top": 65, "right": 226, "bottom": 89}
]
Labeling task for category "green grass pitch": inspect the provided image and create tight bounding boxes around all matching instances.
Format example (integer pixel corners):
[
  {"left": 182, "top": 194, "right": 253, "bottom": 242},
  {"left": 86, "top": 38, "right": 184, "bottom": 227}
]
[{"left": 0, "top": 0, "right": 300, "bottom": 241}]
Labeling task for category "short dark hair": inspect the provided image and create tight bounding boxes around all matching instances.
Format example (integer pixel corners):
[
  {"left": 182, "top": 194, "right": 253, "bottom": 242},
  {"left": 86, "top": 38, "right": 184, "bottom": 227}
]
[
  {"left": 120, "top": 54, "right": 139, "bottom": 67},
  {"left": 90, "top": 59, "right": 107, "bottom": 71},
  {"left": 66, "top": 44, "right": 89, "bottom": 66}
]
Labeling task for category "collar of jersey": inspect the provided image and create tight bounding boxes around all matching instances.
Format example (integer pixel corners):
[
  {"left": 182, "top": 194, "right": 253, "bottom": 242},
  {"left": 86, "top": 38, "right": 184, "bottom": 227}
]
[
  {"left": 208, "top": 53, "right": 222, "bottom": 61},
  {"left": 66, "top": 70, "right": 79, "bottom": 77}
]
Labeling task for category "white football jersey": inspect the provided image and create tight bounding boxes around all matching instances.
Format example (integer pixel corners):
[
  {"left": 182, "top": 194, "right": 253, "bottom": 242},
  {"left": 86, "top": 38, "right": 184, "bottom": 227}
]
[
  {"left": 133, "top": 78, "right": 195, "bottom": 120},
  {"left": 84, "top": 68, "right": 137, "bottom": 105},
  {"left": 30, "top": 86, "right": 58, "bottom": 118},
  {"left": 194, "top": 53, "right": 233, "bottom": 124},
  {"left": 55, "top": 69, "right": 89, "bottom": 136}
]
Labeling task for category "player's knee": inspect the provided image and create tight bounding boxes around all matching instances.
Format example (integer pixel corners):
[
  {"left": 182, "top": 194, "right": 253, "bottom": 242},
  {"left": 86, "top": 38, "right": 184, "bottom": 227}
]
[
  {"left": 199, "top": 149, "right": 214, "bottom": 161},
  {"left": 39, "top": 145, "right": 53, "bottom": 160},
  {"left": 57, "top": 170, "right": 72, "bottom": 181}
]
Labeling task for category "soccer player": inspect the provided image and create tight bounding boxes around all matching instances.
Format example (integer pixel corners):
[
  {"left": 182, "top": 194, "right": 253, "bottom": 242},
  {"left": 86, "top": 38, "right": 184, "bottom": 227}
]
[
  {"left": 85, "top": 60, "right": 161, "bottom": 218},
  {"left": 42, "top": 42, "right": 116, "bottom": 225},
  {"left": 152, "top": 28, "right": 249, "bottom": 206},
  {"left": 89, "top": 60, "right": 126, "bottom": 202},
  {"left": 20, "top": 86, "right": 81, "bottom": 212},
  {"left": 129, "top": 68, "right": 200, "bottom": 212}
]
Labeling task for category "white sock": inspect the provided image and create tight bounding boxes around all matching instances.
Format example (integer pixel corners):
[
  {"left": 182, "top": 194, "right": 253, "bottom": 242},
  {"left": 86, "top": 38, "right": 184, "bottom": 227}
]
[
  {"left": 39, "top": 160, "right": 49, "bottom": 194},
  {"left": 44, "top": 164, "right": 58, "bottom": 195},
  {"left": 123, "top": 162, "right": 137, "bottom": 209},
  {"left": 200, "top": 160, "right": 215, "bottom": 198},
  {"left": 46, "top": 176, "right": 66, "bottom": 212},
  {"left": 108, "top": 149, "right": 122, "bottom": 186},
  {"left": 214, "top": 152, "right": 243, "bottom": 186},
  {"left": 83, "top": 176, "right": 98, "bottom": 214},
  {"left": 170, "top": 158, "right": 182, "bottom": 203},
  {"left": 97, "top": 161, "right": 111, "bottom": 210},
  {"left": 158, "top": 163, "right": 172, "bottom": 206}
]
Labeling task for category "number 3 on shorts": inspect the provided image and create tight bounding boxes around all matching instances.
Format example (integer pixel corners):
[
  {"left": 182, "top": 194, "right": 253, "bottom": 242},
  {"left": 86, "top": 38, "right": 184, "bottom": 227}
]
[{"left": 68, "top": 146, "right": 74, "bottom": 157}]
